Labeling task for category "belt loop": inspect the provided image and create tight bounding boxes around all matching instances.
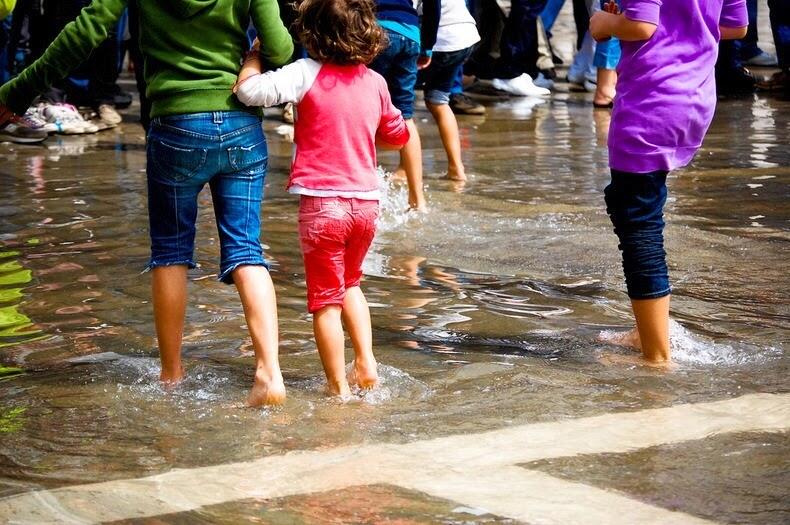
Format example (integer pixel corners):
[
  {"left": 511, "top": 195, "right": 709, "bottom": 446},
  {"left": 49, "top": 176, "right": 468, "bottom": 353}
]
[{"left": 213, "top": 112, "right": 222, "bottom": 124}]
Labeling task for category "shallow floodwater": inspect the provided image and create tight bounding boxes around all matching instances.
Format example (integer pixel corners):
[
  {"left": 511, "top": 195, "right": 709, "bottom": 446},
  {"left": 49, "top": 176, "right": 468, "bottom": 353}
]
[{"left": 1, "top": 80, "right": 788, "bottom": 524}]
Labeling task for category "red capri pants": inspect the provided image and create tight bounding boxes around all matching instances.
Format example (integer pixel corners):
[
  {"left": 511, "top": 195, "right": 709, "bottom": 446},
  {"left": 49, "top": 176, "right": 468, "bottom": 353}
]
[{"left": 298, "top": 196, "right": 379, "bottom": 313}]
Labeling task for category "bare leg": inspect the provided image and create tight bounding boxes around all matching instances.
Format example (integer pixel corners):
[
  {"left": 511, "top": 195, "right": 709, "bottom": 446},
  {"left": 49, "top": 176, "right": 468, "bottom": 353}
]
[
  {"left": 341, "top": 287, "right": 378, "bottom": 388},
  {"left": 152, "top": 265, "right": 187, "bottom": 384},
  {"left": 313, "top": 305, "right": 351, "bottom": 397},
  {"left": 399, "top": 118, "right": 426, "bottom": 211},
  {"left": 632, "top": 295, "right": 671, "bottom": 363},
  {"left": 426, "top": 102, "right": 467, "bottom": 182},
  {"left": 594, "top": 68, "right": 617, "bottom": 106},
  {"left": 233, "top": 265, "right": 286, "bottom": 406}
]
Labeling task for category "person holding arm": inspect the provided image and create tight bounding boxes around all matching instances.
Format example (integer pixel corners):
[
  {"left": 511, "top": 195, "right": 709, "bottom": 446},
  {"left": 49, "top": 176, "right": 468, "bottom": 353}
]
[
  {"left": 235, "top": 0, "right": 409, "bottom": 397},
  {"left": 0, "top": 0, "right": 294, "bottom": 406}
]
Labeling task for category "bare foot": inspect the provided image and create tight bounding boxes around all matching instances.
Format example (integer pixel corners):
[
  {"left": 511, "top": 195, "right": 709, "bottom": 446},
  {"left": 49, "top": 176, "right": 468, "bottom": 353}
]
[
  {"left": 348, "top": 359, "right": 378, "bottom": 389},
  {"left": 160, "top": 366, "right": 185, "bottom": 388},
  {"left": 247, "top": 370, "right": 286, "bottom": 407},
  {"left": 599, "top": 327, "right": 642, "bottom": 351},
  {"left": 446, "top": 167, "right": 467, "bottom": 182},
  {"left": 407, "top": 201, "right": 428, "bottom": 213},
  {"left": 326, "top": 378, "right": 352, "bottom": 398},
  {"left": 599, "top": 351, "right": 674, "bottom": 369}
]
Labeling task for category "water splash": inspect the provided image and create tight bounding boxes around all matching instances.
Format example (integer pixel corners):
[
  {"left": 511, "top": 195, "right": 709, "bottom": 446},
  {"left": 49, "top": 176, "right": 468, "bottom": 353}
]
[
  {"left": 600, "top": 320, "right": 783, "bottom": 367},
  {"left": 376, "top": 167, "right": 426, "bottom": 232}
]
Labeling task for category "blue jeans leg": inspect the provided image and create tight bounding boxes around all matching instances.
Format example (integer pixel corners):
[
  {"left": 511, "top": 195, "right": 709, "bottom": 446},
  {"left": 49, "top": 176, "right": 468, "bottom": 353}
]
[
  {"left": 604, "top": 170, "right": 671, "bottom": 300},
  {"left": 540, "top": 0, "right": 566, "bottom": 34}
]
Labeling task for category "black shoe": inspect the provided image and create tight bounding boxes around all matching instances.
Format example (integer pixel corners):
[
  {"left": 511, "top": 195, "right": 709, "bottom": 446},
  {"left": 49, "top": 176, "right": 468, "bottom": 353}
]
[
  {"left": 717, "top": 66, "right": 756, "bottom": 96},
  {"left": 113, "top": 89, "right": 133, "bottom": 109},
  {"left": 541, "top": 68, "right": 557, "bottom": 81},
  {"left": 757, "top": 70, "right": 789, "bottom": 93},
  {"left": 449, "top": 93, "right": 486, "bottom": 115}
]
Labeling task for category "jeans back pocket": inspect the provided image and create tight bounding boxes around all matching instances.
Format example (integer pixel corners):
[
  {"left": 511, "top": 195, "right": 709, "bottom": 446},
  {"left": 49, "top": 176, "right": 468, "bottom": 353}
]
[
  {"left": 227, "top": 139, "right": 268, "bottom": 173},
  {"left": 148, "top": 138, "right": 208, "bottom": 183}
]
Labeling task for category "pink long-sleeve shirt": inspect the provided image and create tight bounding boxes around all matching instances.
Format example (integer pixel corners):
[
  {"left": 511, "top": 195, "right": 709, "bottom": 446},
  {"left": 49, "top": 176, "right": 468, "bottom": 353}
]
[{"left": 237, "top": 58, "right": 409, "bottom": 197}]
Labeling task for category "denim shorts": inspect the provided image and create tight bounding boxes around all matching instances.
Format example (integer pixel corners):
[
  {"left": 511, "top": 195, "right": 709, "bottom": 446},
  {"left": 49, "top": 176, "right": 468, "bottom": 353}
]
[
  {"left": 422, "top": 47, "right": 474, "bottom": 105},
  {"left": 604, "top": 169, "right": 671, "bottom": 300},
  {"left": 146, "top": 111, "right": 268, "bottom": 284},
  {"left": 369, "top": 29, "right": 420, "bottom": 119}
]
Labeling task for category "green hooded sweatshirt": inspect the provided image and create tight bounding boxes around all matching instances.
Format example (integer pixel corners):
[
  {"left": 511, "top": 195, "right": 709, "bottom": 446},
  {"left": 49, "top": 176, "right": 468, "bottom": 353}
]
[{"left": 0, "top": 0, "right": 293, "bottom": 117}]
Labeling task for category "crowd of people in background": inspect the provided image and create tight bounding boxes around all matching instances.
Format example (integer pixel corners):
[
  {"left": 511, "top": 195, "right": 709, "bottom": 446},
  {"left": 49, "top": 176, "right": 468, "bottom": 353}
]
[{"left": 0, "top": 0, "right": 788, "bottom": 146}]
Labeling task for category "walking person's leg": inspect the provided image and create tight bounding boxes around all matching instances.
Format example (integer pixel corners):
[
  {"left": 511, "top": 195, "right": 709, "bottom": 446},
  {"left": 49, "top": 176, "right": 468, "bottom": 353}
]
[
  {"left": 212, "top": 112, "right": 285, "bottom": 405},
  {"left": 145, "top": 117, "right": 212, "bottom": 384},
  {"left": 603, "top": 170, "right": 671, "bottom": 364}
]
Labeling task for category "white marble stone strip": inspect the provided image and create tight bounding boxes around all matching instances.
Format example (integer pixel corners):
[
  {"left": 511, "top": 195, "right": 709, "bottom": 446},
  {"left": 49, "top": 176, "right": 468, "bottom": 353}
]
[{"left": 0, "top": 393, "right": 786, "bottom": 524}]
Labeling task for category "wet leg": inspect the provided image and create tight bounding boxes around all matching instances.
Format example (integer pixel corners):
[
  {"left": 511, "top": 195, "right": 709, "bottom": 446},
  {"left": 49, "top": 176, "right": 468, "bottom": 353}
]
[
  {"left": 631, "top": 295, "right": 670, "bottom": 363},
  {"left": 398, "top": 119, "right": 426, "bottom": 211},
  {"left": 342, "top": 287, "right": 378, "bottom": 388},
  {"left": 594, "top": 68, "right": 617, "bottom": 106},
  {"left": 314, "top": 305, "right": 351, "bottom": 397},
  {"left": 426, "top": 102, "right": 466, "bottom": 181},
  {"left": 152, "top": 265, "right": 187, "bottom": 384},
  {"left": 233, "top": 265, "right": 286, "bottom": 406}
]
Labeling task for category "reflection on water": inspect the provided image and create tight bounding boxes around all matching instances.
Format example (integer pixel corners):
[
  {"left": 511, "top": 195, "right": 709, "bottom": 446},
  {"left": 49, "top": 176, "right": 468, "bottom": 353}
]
[{"left": 0, "top": 88, "right": 787, "bottom": 522}]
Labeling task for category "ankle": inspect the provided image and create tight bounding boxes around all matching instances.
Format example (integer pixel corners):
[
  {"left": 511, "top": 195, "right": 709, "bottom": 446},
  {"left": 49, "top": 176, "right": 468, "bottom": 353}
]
[
  {"left": 254, "top": 364, "right": 282, "bottom": 384},
  {"left": 326, "top": 377, "right": 350, "bottom": 395}
]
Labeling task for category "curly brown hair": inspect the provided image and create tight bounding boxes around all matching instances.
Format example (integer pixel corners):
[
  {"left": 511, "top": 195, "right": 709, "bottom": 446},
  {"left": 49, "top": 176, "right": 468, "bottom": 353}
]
[{"left": 293, "top": 0, "right": 387, "bottom": 65}]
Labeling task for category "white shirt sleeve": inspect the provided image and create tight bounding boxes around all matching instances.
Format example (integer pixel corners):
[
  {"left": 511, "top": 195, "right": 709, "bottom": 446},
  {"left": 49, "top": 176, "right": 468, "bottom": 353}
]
[{"left": 236, "top": 58, "right": 322, "bottom": 108}]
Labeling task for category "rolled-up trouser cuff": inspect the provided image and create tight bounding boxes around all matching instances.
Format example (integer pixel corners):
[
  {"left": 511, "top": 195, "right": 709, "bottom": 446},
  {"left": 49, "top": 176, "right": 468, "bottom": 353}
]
[
  {"left": 218, "top": 259, "right": 269, "bottom": 285},
  {"left": 143, "top": 259, "right": 197, "bottom": 274}
]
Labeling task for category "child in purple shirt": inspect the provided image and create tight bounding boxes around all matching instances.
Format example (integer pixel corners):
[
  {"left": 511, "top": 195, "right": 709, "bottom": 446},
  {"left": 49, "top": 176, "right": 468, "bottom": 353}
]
[{"left": 589, "top": 0, "right": 747, "bottom": 364}]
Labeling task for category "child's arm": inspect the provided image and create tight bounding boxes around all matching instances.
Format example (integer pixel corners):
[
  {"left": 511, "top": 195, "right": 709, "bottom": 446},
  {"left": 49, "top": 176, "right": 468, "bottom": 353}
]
[
  {"left": 234, "top": 40, "right": 264, "bottom": 93},
  {"left": 0, "top": 0, "right": 127, "bottom": 115},
  {"left": 235, "top": 58, "right": 321, "bottom": 108},
  {"left": 590, "top": 1, "right": 657, "bottom": 42},
  {"left": 376, "top": 78, "right": 409, "bottom": 150},
  {"left": 719, "top": 0, "right": 748, "bottom": 40}
]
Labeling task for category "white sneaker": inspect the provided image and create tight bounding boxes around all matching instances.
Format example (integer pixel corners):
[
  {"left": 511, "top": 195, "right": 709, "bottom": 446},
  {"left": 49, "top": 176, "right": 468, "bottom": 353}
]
[
  {"left": 492, "top": 73, "right": 551, "bottom": 97},
  {"left": 41, "top": 103, "right": 98, "bottom": 134},
  {"left": 744, "top": 51, "right": 778, "bottom": 67},
  {"left": 583, "top": 79, "right": 598, "bottom": 93},
  {"left": 97, "top": 104, "right": 122, "bottom": 126},
  {"left": 24, "top": 107, "right": 58, "bottom": 134},
  {"left": 533, "top": 73, "right": 555, "bottom": 90}
]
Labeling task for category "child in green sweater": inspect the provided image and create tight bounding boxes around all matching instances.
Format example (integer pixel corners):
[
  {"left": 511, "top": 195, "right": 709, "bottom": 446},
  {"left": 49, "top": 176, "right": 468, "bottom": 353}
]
[{"left": 0, "top": 0, "right": 294, "bottom": 406}]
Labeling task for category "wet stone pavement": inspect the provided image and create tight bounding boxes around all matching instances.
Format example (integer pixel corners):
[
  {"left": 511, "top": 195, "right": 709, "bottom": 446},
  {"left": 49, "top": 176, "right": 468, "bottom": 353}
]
[{"left": 0, "top": 19, "right": 789, "bottom": 525}]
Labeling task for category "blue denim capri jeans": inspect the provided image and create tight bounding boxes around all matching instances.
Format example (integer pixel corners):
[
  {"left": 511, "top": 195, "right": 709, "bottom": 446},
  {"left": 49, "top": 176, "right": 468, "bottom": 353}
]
[
  {"left": 145, "top": 111, "right": 268, "bottom": 284},
  {"left": 604, "top": 169, "right": 671, "bottom": 300}
]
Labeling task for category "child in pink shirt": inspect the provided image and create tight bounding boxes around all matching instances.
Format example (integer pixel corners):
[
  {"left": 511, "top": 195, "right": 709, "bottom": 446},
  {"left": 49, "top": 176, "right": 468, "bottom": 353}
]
[{"left": 235, "top": 0, "right": 409, "bottom": 397}]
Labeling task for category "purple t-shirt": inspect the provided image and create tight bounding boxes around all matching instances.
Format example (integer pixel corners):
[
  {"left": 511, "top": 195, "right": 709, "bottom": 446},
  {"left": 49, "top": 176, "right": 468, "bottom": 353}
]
[{"left": 609, "top": 0, "right": 747, "bottom": 173}]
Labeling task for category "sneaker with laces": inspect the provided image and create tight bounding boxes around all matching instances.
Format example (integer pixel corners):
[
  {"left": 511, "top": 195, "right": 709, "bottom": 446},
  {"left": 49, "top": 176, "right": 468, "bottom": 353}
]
[
  {"left": 0, "top": 114, "right": 49, "bottom": 143},
  {"left": 24, "top": 107, "right": 59, "bottom": 134},
  {"left": 492, "top": 73, "right": 550, "bottom": 97},
  {"left": 449, "top": 93, "right": 486, "bottom": 115},
  {"left": 41, "top": 103, "right": 98, "bottom": 134}
]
